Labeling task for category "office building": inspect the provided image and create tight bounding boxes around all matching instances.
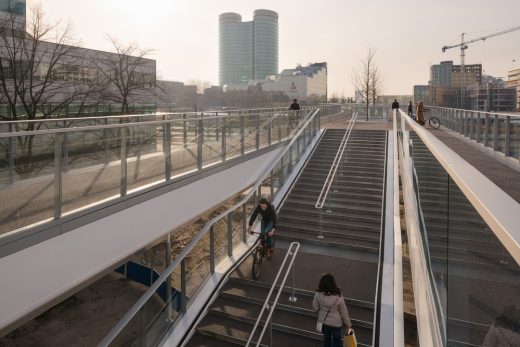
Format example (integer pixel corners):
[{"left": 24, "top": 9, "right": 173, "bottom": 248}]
[
  {"left": 219, "top": 10, "right": 279, "bottom": 85},
  {"left": 430, "top": 61, "right": 453, "bottom": 87},
  {"left": 507, "top": 68, "right": 520, "bottom": 111},
  {"left": 413, "top": 85, "right": 429, "bottom": 104},
  {"left": 225, "top": 62, "right": 327, "bottom": 102},
  {"left": 468, "top": 77, "right": 516, "bottom": 112},
  {"left": 430, "top": 61, "right": 482, "bottom": 88}
]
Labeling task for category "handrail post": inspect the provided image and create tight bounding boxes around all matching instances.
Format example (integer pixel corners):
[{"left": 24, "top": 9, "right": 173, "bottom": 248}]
[
  {"left": 505, "top": 116, "right": 511, "bottom": 157},
  {"left": 8, "top": 123, "right": 14, "bottom": 184},
  {"left": 222, "top": 115, "right": 227, "bottom": 161},
  {"left": 62, "top": 120, "right": 69, "bottom": 173},
  {"left": 493, "top": 114, "right": 499, "bottom": 151},
  {"left": 182, "top": 113, "right": 187, "bottom": 148},
  {"left": 164, "top": 121, "right": 172, "bottom": 181},
  {"left": 54, "top": 133, "right": 63, "bottom": 219},
  {"left": 210, "top": 226, "right": 215, "bottom": 273},
  {"left": 256, "top": 113, "right": 260, "bottom": 150},
  {"left": 476, "top": 113, "right": 481, "bottom": 143},
  {"left": 120, "top": 126, "right": 127, "bottom": 196},
  {"left": 242, "top": 204, "right": 247, "bottom": 243},
  {"left": 268, "top": 113, "right": 272, "bottom": 146},
  {"left": 227, "top": 213, "right": 233, "bottom": 257},
  {"left": 180, "top": 260, "right": 187, "bottom": 312},
  {"left": 484, "top": 114, "right": 490, "bottom": 147},
  {"left": 240, "top": 111, "right": 245, "bottom": 156},
  {"left": 197, "top": 118, "right": 203, "bottom": 170},
  {"left": 288, "top": 261, "right": 297, "bottom": 303},
  {"left": 166, "top": 233, "right": 173, "bottom": 321}
]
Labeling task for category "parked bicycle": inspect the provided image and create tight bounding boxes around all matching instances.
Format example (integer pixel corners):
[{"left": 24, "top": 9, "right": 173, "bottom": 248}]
[
  {"left": 422, "top": 108, "right": 441, "bottom": 129},
  {"left": 251, "top": 231, "right": 276, "bottom": 280}
]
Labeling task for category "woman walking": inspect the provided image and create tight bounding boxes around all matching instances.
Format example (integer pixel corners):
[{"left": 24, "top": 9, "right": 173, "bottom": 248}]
[{"left": 313, "top": 273, "right": 353, "bottom": 347}]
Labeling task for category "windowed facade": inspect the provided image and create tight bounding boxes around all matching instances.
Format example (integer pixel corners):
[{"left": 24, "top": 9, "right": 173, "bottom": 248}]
[
  {"left": 219, "top": 10, "right": 278, "bottom": 85},
  {"left": 0, "top": 0, "right": 25, "bottom": 16}
]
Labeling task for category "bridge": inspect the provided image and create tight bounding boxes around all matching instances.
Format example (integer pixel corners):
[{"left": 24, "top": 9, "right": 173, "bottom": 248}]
[{"left": 0, "top": 104, "right": 518, "bottom": 346}]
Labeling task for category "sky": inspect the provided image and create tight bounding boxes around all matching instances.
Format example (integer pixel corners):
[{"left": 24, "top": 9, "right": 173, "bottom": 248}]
[{"left": 27, "top": 0, "right": 520, "bottom": 96}]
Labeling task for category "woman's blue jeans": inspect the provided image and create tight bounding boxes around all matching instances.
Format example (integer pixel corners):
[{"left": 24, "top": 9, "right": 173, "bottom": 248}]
[
  {"left": 260, "top": 219, "right": 273, "bottom": 249},
  {"left": 322, "top": 324, "right": 342, "bottom": 347}
]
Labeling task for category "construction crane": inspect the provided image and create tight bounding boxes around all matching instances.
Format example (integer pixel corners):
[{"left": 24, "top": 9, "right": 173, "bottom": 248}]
[{"left": 442, "top": 25, "right": 520, "bottom": 107}]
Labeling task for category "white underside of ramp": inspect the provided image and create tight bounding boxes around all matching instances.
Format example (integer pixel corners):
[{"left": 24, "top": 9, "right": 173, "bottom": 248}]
[{"left": 0, "top": 149, "right": 282, "bottom": 335}]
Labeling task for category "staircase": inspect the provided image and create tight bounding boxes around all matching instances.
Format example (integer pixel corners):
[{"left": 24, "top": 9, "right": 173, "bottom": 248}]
[{"left": 185, "top": 129, "right": 388, "bottom": 347}]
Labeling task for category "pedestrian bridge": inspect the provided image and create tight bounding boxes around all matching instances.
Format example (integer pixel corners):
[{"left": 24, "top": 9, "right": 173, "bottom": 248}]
[{"left": 0, "top": 105, "right": 519, "bottom": 347}]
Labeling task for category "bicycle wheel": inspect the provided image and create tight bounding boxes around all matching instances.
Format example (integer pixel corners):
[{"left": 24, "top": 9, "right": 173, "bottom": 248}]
[
  {"left": 252, "top": 247, "right": 263, "bottom": 280},
  {"left": 429, "top": 117, "right": 441, "bottom": 129}
]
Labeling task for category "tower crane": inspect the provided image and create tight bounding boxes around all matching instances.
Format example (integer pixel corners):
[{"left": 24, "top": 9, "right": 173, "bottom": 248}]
[{"left": 442, "top": 25, "right": 520, "bottom": 107}]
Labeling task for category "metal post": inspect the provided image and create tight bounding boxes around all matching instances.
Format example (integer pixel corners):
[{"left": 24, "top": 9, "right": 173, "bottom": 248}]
[
  {"left": 180, "top": 260, "right": 187, "bottom": 312},
  {"left": 183, "top": 114, "right": 187, "bottom": 148},
  {"left": 197, "top": 119, "right": 203, "bottom": 170},
  {"left": 164, "top": 122, "right": 172, "bottom": 181},
  {"left": 277, "top": 114, "right": 282, "bottom": 142},
  {"left": 255, "top": 113, "right": 260, "bottom": 150},
  {"left": 288, "top": 261, "right": 297, "bottom": 303},
  {"left": 268, "top": 113, "right": 272, "bottom": 146},
  {"left": 62, "top": 121, "right": 69, "bottom": 173},
  {"left": 227, "top": 213, "right": 233, "bottom": 257},
  {"left": 505, "top": 116, "right": 511, "bottom": 157},
  {"left": 210, "top": 226, "right": 215, "bottom": 273},
  {"left": 270, "top": 170, "right": 274, "bottom": 199},
  {"left": 493, "top": 114, "right": 499, "bottom": 151},
  {"left": 104, "top": 118, "right": 110, "bottom": 164},
  {"left": 222, "top": 117, "right": 227, "bottom": 161},
  {"left": 469, "top": 113, "right": 474, "bottom": 140},
  {"left": 120, "top": 127, "right": 127, "bottom": 196},
  {"left": 242, "top": 204, "right": 247, "bottom": 243},
  {"left": 240, "top": 111, "right": 245, "bottom": 156},
  {"left": 8, "top": 123, "right": 14, "bottom": 184},
  {"left": 166, "top": 233, "right": 173, "bottom": 321},
  {"left": 476, "top": 113, "right": 481, "bottom": 143},
  {"left": 268, "top": 317, "right": 273, "bottom": 347},
  {"left": 484, "top": 114, "right": 489, "bottom": 147},
  {"left": 54, "top": 133, "right": 62, "bottom": 219}
]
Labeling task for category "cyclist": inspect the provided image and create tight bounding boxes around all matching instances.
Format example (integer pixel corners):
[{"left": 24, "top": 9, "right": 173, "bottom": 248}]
[{"left": 248, "top": 198, "right": 277, "bottom": 259}]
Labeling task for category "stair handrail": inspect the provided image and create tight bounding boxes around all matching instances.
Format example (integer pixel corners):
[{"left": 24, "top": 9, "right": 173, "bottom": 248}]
[
  {"left": 314, "top": 112, "right": 358, "bottom": 210},
  {"left": 245, "top": 242, "right": 301, "bottom": 347},
  {"left": 98, "top": 109, "right": 321, "bottom": 347}
]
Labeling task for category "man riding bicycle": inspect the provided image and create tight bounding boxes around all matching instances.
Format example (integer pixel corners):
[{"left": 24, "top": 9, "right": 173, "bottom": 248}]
[{"left": 248, "top": 198, "right": 277, "bottom": 259}]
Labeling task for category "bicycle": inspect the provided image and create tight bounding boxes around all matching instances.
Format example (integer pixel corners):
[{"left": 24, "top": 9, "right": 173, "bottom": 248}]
[
  {"left": 250, "top": 231, "right": 276, "bottom": 280},
  {"left": 422, "top": 109, "right": 441, "bottom": 129}
]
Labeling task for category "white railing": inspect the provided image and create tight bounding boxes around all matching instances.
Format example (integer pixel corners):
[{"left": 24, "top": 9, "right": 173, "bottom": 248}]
[{"left": 245, "top": 242, "right": 301, "bottom": 347}]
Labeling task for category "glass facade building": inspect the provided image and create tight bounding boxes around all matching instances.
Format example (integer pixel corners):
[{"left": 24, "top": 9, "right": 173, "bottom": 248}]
[
  {"left": 219, "top": 10, "right": 278, "bottom": 85},
  {"left": 0, "top": 0, "right": 25, "bottom": 16}
]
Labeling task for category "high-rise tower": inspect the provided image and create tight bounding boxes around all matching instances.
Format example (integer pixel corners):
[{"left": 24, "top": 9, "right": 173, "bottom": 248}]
[{"left": 219, "top": 10, "right": 278, "bottom": 85}]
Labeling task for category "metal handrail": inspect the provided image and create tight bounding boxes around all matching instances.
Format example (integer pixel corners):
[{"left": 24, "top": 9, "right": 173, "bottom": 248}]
[
  {"left": 245, "top": 242, "right": 301, "bottom": 347},
  {"left": 314, "top": 112, "right": 358, "bottom": 209},
  {"left": 98, "top": 108, "right": 321, "bottom": 346},
  {"left": 0, "top": 106, "right": 320, "bottom": 126},
  {"left": 0, "top": 109, "right": 310, "bottom": 138},
  {"left": 426, "top": 105, "right": 520, "bottom": 118}
]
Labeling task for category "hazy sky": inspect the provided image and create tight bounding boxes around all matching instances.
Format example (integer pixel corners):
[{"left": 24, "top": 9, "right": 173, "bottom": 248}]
[{"left": 28, "top": 0, "right": 520, "bottom": 96}]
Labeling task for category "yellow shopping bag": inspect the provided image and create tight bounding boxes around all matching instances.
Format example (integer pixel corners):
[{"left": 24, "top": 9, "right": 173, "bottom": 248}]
[{"left": 343, "top": 329, "right": 357, "bottom": 347}]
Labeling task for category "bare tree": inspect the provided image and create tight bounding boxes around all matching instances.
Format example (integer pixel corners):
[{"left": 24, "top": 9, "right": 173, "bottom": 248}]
[
  {"left": 353, "top": 47, "right": 382, "bottom": 120},
  {"left": 186, "top": 79, "right": 211, "bottom": 94},
  {"left": 95, "top": 36, "right": 155, "bottom": 114},
  {"left": 0, "top": 6, "right": 99, "bottom": 176}
]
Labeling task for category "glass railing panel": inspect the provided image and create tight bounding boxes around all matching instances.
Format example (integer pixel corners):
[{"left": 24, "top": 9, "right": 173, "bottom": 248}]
[
  {"left": 411, "top": 133, "right": 520, "bottom": 346},
  {"left": 127, "top": 124, "right": 166, "bottom": 192},
  {"left": 62, "top": 128, "right": 123, "bottom": 214},
  {"left": 185, "top": 232, "right": 211, "bottom": 302},
  {"left": 225, "top": 115, "right": 242, "bottom": 160},
  {"left": 0, "top": 132, "right": 56, "bottom": 234},
  {"left": 511, "top": 118, "right": 520, "bottom": 159},
  {"left": 243, "top": 113, "right": 257, "bottom": 154},
  {"left": 213, "top": 217, "right": 229, "bottom": 263},
  {"left": 445, "top": 177, "right": 520, "bottom": 346},
  {"left": 271, "top": 161, "right": 282, "bottom": 200},
  {"left": 201, "top": 117, "right": 223, "bottom": 168},
  {"left": 171, "top": 118, "right": 198, "bottom": 177},
  {"left": 496, "top": 117, "right": 505, "bottom": 152},
  {"left": 259, "top": 112, "right": 271, "bottom": 149},
  {"left": 230, "top": 205, "right": 246, "bottom": 250}
]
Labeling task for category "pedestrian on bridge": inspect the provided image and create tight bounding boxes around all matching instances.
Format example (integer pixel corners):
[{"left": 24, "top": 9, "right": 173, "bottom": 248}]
[
  {"left": 391, "top": 99, "right": 400, "bottom": 112},
  {"left": 289, "top": 99, "right": 301, "bottom": 128},
  {"left": 313, "top": 273, "right": 353, "bottom": 347},
  {"left": 408, "top": 101, "right": 413, "bottom": 117},
  {"left": 416, "top": 101, "right": 425, "bottom": 125}
]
